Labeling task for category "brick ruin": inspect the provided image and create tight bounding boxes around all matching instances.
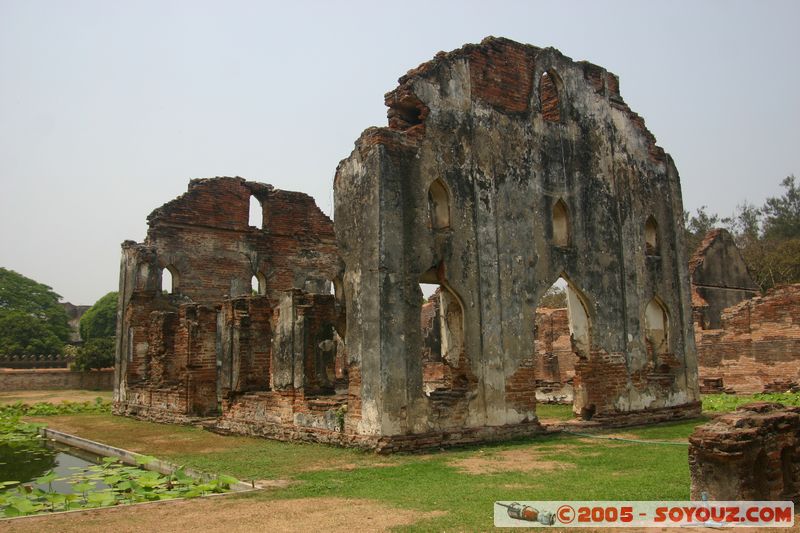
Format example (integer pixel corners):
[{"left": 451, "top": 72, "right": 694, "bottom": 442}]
[
  {"left": 115, "top": 37, "right": 702, "bottom": 451},
  {"left": 689, "top": 229, "right": 760, "bottom": 331},
  {"left": 691, "top": 229, "right": 800, "bottom": 394},
  {"left": 114, "top": 177, "right": 344, "bottom": 429},
  {"left": 689, "top": 402, "right": 799, "bottom": 502},
  {"left": 533, "top": 228, "right": 800, "bottom": 401}
]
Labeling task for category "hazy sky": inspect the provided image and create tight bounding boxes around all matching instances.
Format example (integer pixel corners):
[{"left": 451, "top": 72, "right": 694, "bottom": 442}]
[{"left": 1, "top": 0, "right": 798, "bottom": 305}]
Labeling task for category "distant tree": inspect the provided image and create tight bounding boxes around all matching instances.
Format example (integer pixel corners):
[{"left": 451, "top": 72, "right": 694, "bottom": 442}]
[
  {"left": 74, "top": 292, "right": 118, "bottom": 371},
  {"left": 0, "top": 311, "right": 66, "bottom": 355},
  {"left": 0, "top": 268, "right": 70, "bottom": 354},
  {"left": 79, "top": 292, "right": 118, "bottom": 341},
  {"left": 762, "top": 175, "right": 800, "bottom": 240},
  {"left": 539, "top": 285, "right": 567, "bottom": 308},
  {"left": 72, "top": 337, "right": 115, "bottom": 371},
  {"left": 684, "top": 176, "right": 800, "bottom": 291}
]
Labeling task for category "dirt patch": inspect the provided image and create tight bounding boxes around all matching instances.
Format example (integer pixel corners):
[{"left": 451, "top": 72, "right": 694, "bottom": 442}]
[
  {"left": 576, "top": 433, "right": 687, "bottom": 445},
  {"left": 501, "top": 483, "right": 532, "bottom": 489},
  {"left": 0, "top": 390, "right": 112, "bottom": 405},
  {"left": 451, "top": 448, "right": 575, "bottom": 475},
  {"left": 2, "top": 496, "right": 445, "bottom": 533},
  {"left": 303, "top": 461, "right": 396, "bottom": 472}
]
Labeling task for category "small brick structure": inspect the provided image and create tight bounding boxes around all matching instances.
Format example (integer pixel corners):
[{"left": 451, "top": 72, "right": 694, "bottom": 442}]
[{"left": 689, "top": 402, "right": 799, "bottom": 503}]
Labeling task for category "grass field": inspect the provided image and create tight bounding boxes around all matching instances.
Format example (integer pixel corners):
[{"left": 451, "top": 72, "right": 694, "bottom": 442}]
[{"left": 7, "top": 391, "right": 800, "bottom": 531}]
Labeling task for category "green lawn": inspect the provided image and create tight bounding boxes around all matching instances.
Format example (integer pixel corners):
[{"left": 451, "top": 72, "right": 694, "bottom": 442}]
[
  {"left": 13, "top": 391, "right": 799, "bottom": 531},
  {"left": 24, "top": 412, "right": 705, "bottom": 531}
]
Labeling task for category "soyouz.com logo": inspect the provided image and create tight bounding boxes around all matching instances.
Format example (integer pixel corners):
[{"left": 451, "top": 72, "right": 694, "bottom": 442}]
[{"left": 493, "top": 501, "right": 795, "bottom": 527}]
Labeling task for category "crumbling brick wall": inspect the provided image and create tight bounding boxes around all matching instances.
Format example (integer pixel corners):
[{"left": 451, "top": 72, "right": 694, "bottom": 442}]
[
  {"left": 335, "top": 36, "right": 700, "bottom": 445},
  {"left": 696, "top": 284, "right": 800, "bottom": 394},
  {"left": 533, "top": 307, "right": 575, "bottom": 404},
  {"left": 689, "top": 402, "right": 799, "bottom": 503},
  {"left": 114, "top": 177, "right": 342, "bottom": 425}
]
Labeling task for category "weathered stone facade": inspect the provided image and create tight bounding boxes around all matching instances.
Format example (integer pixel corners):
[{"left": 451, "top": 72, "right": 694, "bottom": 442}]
[
  {"left": 335, "top": 36, "right": 700, "bottom": 443},
  {"left": 116, "top": 37, "right": 702, "bottom": 450},
  {"left": 689, "top": 402, "right": 799, "bottom": 502}
]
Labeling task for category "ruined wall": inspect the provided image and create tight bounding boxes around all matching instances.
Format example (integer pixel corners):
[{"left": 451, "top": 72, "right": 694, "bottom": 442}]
[
  {"left": 533, "top": 307, "right": 575, "bottom": 403},
  {"left": 335, "top": 36, "right": 699, "bottom": 444},
  {"left": 696, "top": 284, "right": 800, "bottom": 394},
  {"left": 61, "top": 302, "right": 90, "bottom": 343},
  {"left": 690, "top": 229, "right": 760, "bottom": 330},
  {"left": 689, "top": 229, "right": 799, "bottom": 394},
  {"left": 689, "top": 402, "right": 799, "bottom": 503},
  {"left": 115, "top": 178, "right": 340, "bottom": 423}
]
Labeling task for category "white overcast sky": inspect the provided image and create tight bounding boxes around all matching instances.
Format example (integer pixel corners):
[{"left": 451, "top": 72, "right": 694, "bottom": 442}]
[{"left": 1, "top": 0, "right": 798, "bottom": 305}]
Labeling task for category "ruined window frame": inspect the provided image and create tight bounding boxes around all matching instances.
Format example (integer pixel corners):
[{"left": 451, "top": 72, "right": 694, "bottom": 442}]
[
  {"left": 644, "top": 296, "right": 670, "bottom": 361},
  {"left": 539, "top": 69, "right": 563, "bottom": 123},
  {"left": 427, "top": 179, "right": 451, "bottom": 230},
  {"left": 552, "top": 198, "right": 570, "bottom": 248},
  {"left": 161, "top": 264, "right": 179, "bottom": 294}
]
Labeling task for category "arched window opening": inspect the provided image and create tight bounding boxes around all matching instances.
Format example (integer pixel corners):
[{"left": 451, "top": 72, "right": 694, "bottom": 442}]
[
  {"left": 161, "top": 265, "right": 179, "bottom": 294},
  {"left": 552, "top": 199, "right": 570, "bottom": 247},
  {"left": 427, "top": 179, "right": 451, "bottom": 230},
  {"left": 418, "top": 277, "right": 466, "bottom": 397},
  {"left": 533, "top": 276, "right": 592, "bottom": 419},
  {"left": 644, "top": 297, "right": 669, "bottom": 361},
  {"left": 540, "top": 70, "right": 561, "bottom": 122},
  {"left": 249, "top": 195, "right": 264, "bottom": 228},
  {"left": 251, "top": 272, "right": 266, "bottom": 296},
  {"left": 645, "top": 216, "right": 659, "bottom": 255}
]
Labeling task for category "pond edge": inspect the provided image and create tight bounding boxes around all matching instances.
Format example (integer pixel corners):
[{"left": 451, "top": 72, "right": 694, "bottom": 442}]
[{"left": 40, "top": 428, "right": 253, "bottom": 492}]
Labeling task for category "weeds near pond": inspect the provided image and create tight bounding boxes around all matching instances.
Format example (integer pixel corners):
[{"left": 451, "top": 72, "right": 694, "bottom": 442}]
[{"left": 0, "top": 398, "right": 111, "bottom": 418}]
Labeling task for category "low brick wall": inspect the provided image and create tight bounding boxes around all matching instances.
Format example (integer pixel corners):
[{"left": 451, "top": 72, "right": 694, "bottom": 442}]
[
  {"left": 695, "top": 285, "right": 800, "bottom": 394},
  {"left": 0, "top": 368, "right": 113, "bottom": 391}
]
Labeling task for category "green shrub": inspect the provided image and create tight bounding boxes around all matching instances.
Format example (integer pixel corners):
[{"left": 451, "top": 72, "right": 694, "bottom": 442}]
[
  {"left": 79, "top": 292, "right": 118, "bottom": 341},
  {"left": 72, "top": 337, "right": 115, "bottom": 371}
]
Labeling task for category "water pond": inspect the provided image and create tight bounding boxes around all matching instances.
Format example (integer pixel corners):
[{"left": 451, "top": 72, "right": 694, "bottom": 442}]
[
  {"left": 0, "top": 419, "right": 238, "bottom": 518},
  {"left": 0, "top": 440, "right": 108, "bottom": 495}
]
